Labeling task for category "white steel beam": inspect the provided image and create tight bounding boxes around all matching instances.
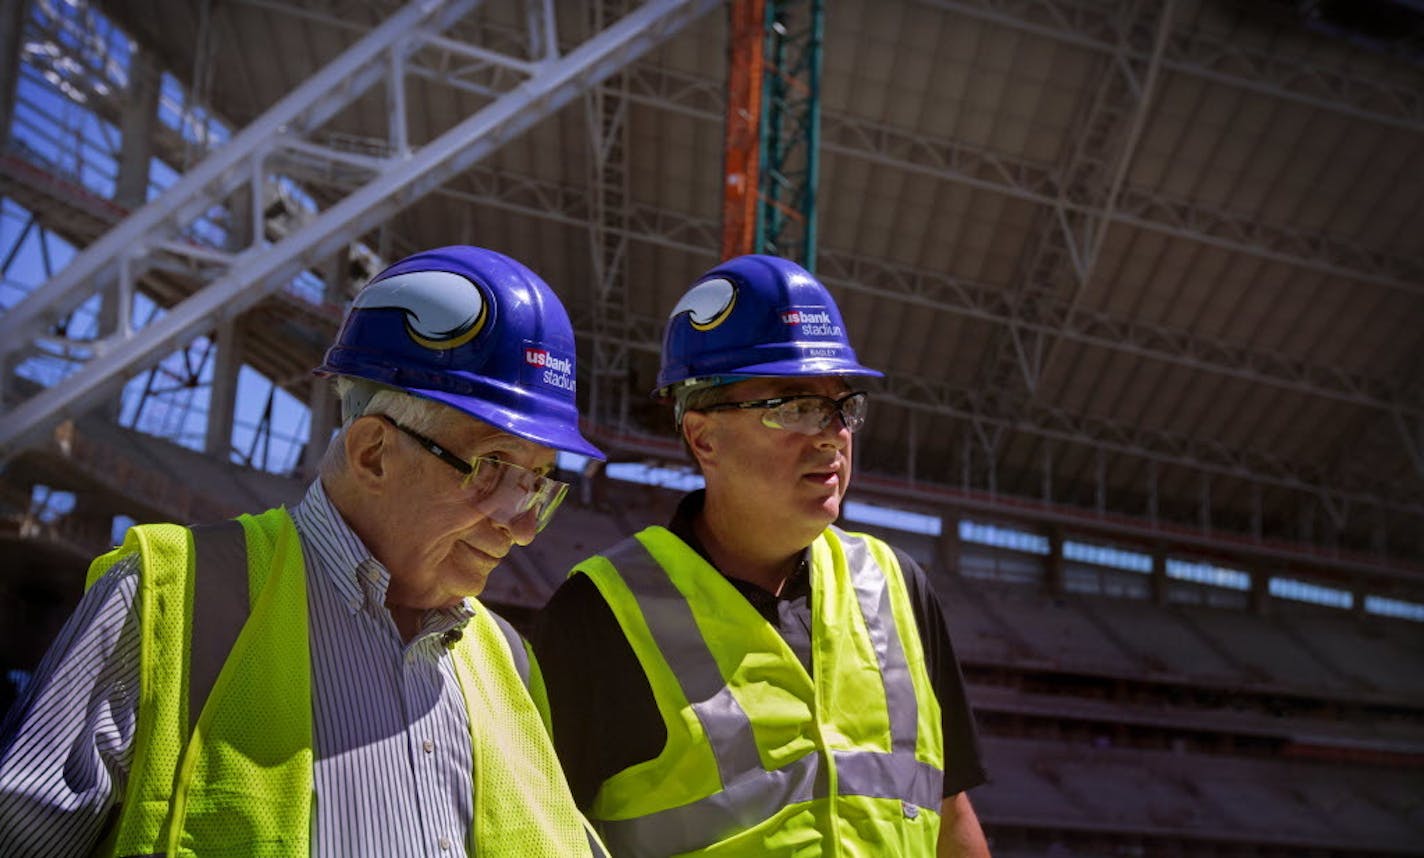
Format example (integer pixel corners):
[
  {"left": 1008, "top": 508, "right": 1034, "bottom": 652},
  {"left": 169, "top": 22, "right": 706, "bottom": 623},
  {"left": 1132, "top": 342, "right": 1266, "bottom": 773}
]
[
  {"left": 0, "top": 0, "right": 482, "bottom": 355},
  {"left": 0, "top": 0, "right": 718, "bottom": 456}
]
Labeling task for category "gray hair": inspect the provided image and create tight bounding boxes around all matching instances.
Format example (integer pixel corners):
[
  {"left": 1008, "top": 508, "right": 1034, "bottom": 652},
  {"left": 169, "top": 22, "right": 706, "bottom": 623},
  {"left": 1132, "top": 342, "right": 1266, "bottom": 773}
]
[
  {"left": 320, "top": 378, "right": 464, "bottom": 478},
  {"left": 673, "top": 380, "right": 738, "bottom": 467},
  {"left": 332, "top": 376, "right": 452, "bottom": 436},
  {"left": 673, "top": 380, "right": 735, "bottom": 430}
]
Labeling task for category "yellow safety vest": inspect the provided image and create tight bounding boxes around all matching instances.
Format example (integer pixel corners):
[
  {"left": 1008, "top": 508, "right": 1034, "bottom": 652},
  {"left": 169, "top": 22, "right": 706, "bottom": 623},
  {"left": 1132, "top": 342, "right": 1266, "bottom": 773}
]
[
  {"left": 85, "top": 506, "right": 604, "bottom": 858},
  {"left": 575, "top": 525, "right": 945, "bottom": 857}
]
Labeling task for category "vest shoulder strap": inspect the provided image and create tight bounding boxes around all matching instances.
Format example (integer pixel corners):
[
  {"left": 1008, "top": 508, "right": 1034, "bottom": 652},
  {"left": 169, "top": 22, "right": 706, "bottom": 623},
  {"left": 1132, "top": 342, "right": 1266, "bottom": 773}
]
[
  {"left": 483, "top": 608, "right": 531, "bottom": 689},
  {"left": 188, "top": 520, "right": 252, "bottom": 732}
]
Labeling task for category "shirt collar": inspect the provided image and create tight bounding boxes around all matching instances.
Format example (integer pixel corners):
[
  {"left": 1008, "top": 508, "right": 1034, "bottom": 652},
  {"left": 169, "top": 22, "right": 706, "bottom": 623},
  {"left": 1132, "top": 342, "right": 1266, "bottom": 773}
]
[{"left": 290, "top": 480, "right": 474, "bottom": 636}]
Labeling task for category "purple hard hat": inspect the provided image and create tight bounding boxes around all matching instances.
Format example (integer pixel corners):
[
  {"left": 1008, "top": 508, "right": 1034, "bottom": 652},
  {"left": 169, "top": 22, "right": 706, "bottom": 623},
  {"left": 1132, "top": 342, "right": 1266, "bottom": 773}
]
[
  {"left": 317, "top": 245, "right": 604, "bottom": 460},
  {"left": 655, "top": 254, "right": 882, "bottom": 397}
]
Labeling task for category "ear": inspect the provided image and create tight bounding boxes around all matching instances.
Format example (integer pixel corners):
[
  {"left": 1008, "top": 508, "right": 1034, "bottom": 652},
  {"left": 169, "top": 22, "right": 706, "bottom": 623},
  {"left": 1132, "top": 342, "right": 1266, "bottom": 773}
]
[
  {"left": 344, "top": 414, "right": 393, "bottom": 491},
  {"left": 681, "top": 410, "right": 718, "bottom": 470}
]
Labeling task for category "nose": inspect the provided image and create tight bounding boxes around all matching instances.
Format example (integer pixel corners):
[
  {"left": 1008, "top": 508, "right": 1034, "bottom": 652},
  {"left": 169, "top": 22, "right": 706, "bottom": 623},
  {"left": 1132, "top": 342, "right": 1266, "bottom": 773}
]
[
  {"left": 815, "top": 414, "right": 852, "bottom": 450},
  {"left": 494, "top": 507, "right": 540, "bottom": 546}
]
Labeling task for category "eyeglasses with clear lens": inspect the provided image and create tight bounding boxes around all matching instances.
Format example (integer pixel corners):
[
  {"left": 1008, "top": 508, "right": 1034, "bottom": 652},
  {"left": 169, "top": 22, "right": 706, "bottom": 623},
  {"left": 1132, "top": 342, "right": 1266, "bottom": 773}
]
[
  {"left": 377, "top": 415, "right": 569, "bottom": 533},
  {"left": 697, "top": 390, "right": 869, "bottom": 435}
]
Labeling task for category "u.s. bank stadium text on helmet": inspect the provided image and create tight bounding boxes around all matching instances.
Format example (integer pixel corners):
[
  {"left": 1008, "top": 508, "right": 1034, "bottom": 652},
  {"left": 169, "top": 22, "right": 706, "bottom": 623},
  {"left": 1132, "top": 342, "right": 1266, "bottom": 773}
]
[{"left": 544, "top": 370, "right": 576, "bottom": 392}]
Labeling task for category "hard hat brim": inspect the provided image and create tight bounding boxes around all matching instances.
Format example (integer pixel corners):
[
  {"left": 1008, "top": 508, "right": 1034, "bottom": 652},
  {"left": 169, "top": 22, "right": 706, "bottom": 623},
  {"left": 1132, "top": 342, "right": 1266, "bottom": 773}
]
[{"left": 405, "top": 385, "right": 606, "bottom": 461}]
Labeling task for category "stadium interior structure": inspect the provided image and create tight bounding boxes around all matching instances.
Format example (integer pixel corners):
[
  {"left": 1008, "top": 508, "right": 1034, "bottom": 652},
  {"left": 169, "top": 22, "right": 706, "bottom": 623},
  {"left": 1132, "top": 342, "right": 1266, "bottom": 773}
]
[{"left": 1, "top": 0, "right": 1422, "bottom": 854}]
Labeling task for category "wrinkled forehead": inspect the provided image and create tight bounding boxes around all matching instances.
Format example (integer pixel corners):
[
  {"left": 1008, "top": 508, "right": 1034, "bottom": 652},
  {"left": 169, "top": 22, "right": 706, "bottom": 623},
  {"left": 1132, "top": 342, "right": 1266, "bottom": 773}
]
[{"left": 722, "top": 374, "right": 854, "bottom": 400}]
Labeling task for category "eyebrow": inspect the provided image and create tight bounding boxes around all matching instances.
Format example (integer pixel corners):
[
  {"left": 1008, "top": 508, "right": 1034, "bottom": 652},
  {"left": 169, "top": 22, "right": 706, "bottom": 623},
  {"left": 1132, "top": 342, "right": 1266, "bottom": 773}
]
[{"left": 483, "top": 439, "right": 557, "bottom": 474}]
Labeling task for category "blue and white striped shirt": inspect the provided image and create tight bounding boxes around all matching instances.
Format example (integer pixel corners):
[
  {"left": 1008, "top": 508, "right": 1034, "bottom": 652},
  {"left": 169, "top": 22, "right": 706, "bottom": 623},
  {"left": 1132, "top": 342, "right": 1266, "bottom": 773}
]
[{"left": 0, "top": 480, "right": 487, "bottom": 857}]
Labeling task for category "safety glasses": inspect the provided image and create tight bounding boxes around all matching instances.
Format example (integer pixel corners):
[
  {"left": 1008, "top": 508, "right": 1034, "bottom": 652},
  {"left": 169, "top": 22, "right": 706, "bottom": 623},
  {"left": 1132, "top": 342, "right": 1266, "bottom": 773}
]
[
  {"left": 696, "top": 390, "right": 869, "bottom": 435},
  {"left": 377, "top": 415, "right": 569, "bottom": 533}
]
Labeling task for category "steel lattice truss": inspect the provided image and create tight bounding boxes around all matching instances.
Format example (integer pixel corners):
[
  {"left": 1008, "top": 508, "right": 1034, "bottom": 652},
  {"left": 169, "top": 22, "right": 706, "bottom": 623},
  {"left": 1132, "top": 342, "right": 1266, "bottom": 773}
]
[
  {"left": 0, "top": 0, "right": 720, "bottom": 451},
  {"left": 1, "top": 0, "right": 1422, "bottom": 568}
]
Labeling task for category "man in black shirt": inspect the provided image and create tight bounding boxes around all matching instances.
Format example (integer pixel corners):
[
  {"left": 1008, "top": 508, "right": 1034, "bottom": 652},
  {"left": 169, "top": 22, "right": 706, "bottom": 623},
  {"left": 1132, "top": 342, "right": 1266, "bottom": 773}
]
[{"left": 535, "top": 255, "right": 990, "bottom": 857}]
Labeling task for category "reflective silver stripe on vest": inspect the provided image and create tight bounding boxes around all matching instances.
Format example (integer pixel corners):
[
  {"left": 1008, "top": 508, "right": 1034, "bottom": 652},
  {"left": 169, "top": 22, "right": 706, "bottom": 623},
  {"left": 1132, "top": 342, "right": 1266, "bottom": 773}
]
[
  {"left": 599, "top": 539, "right": 763, "bottom": 789},
  {"left": 838, "top": 529, "right": 916, "bottom": 753},
  {"left": 830, "top": 750, "right": 943, "bottom": 810},
  {"left": 585, "top": 823, "right": 609, "bottom": 858},
  {"left": 486, "top": 610, "right": 531, "bottom": 689},
  {"left": 835, "top": 529, "right": 943, "bottom": 808},
  {"left": 596, "top": 532, "right": 940, "bottom": 857},
  {"left": 600, "top": 751, "right": 819, "bottom": 857}
]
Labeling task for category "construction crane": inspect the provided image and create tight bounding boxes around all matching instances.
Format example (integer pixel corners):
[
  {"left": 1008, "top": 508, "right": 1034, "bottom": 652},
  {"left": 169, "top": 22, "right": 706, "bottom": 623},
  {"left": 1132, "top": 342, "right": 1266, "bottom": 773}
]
[{"left": 721, "top": 0, "right": 824, "bottom": 269}]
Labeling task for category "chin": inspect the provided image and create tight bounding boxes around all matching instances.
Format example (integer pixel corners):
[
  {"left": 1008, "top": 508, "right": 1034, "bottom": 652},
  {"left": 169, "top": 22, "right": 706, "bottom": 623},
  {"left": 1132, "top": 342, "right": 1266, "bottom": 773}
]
[
  {"left": 457, "top": 570, "right": 492, "bottom": 599},
  {"left": 796, "top": 503, "right": 839, "bottom": 535},
  {"left": 436, "top": 564, "right": 492, "bottom": 602}
]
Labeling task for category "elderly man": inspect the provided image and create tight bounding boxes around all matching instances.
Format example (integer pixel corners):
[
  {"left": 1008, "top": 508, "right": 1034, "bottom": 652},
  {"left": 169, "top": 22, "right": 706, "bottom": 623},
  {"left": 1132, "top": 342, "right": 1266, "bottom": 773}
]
[
  {"left": 0, "top": 246, "right": 608, "bottom": 857},
  {"left": 535, "top": 254, "right": 991, "bottom": 857}
]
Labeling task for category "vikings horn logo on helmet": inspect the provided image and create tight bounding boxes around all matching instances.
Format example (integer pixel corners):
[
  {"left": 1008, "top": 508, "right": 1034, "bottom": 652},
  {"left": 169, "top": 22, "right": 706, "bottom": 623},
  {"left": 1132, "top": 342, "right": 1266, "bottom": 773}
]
[
  {"left": 352, "top": 270, "right": 489, "bottom": 350},
  {"left": 670, "top": 277, "right": 736, "bottom": 331}
]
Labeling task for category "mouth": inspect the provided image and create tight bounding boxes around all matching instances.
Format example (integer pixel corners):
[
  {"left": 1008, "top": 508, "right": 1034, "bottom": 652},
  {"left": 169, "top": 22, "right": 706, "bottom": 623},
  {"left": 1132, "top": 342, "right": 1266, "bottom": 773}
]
[
  {"left": 459, "top": 541, "right": 505, "bottom": 564},
  {"left": 801, "top": 461, "right": 843, "bottom": 485}
]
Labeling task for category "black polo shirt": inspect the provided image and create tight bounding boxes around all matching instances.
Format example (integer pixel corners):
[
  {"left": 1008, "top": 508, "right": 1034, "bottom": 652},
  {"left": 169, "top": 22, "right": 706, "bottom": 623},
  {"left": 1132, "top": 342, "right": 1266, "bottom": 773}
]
[{"left": 532, "top": 490, "right": 987, "bottom": 810}]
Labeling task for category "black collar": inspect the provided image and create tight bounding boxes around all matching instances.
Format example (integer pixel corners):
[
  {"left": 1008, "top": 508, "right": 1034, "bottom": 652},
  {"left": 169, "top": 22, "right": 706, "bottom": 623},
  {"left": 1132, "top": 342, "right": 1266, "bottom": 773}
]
[{"left": 668, "top": 490, "right": 812, "bottom": 601}]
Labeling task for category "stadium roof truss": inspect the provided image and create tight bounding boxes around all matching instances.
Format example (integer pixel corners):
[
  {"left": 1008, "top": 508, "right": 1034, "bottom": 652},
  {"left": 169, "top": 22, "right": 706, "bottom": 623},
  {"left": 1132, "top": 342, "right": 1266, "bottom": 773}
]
[{"left": 0, "top": 0, "right": 1422, "bottom": 577}]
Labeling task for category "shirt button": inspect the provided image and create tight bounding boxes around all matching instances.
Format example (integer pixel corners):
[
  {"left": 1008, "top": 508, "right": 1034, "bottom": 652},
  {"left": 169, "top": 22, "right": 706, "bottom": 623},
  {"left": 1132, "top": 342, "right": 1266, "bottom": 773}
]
[
  {"left": 438, "top": 836, "right": 452, "bottom": 850},
  {"left": 423, "top": 740, "right": 434, "bottom": 754}
]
